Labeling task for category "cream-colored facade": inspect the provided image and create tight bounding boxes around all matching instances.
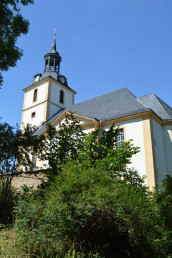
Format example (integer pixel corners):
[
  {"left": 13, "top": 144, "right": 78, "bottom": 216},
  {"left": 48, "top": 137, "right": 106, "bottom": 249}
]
[
  {"left": 53, "top": 112, "right": 155, "bottom": 188},
  {"left": 21, "top": 76, "right": 172, "bottom": 190},
  {"left": 151, "top": 120, "right": 172, "bottom": 184},
  {"left": 30, "top": 108, "right": 171, "bottom": 189},
  {"left": 21, "top": 36, "right": 172, "bottom": 190},
  {"left": 21, "top": 77, "right": 75, "bottom": 129}
]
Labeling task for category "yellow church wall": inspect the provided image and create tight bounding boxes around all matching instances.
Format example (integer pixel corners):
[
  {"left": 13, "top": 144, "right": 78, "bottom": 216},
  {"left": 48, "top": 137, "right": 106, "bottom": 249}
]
[{"left": 142, "top": 117, "right": 156, "bottom": 189}]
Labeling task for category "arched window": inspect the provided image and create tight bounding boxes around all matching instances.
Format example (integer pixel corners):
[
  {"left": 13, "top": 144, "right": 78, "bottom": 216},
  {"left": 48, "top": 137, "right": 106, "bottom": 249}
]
[
  {"left": 59, "top": 90, "right": 64, "bottom": 104},
  {"left": 33, "top": 89, "right": 38, "bottom": 102}
]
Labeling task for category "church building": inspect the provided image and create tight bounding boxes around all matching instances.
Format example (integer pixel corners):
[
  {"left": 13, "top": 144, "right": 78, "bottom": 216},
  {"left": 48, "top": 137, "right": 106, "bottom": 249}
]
[{"left": 21, "top": 33, "right": 172, "bottom": 189}]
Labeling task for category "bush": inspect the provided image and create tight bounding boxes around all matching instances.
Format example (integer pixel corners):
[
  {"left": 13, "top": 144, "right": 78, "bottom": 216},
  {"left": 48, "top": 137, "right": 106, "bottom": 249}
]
[
  {"left": 0, "top": 177, "right": 15, "bottom": 225},
  {"left": 14, "top": 162, "right": 165, "bottom": 257},
  {"left": 2, "top": 116, "right": 172, "bottom": 257}
]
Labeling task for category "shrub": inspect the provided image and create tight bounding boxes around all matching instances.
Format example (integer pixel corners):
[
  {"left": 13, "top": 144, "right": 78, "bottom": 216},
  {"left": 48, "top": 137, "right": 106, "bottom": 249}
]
[
  {"left": 0, "top": 176, "right": 15, "bottom": 225},
  {"left": 14, "top": 162, "right": 164, "bottom": 257}
]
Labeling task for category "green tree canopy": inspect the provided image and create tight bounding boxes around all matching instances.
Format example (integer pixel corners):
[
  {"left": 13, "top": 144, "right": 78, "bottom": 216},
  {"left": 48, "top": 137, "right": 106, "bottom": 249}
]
[
  {"left": 40, "top": 114, "right": 140, "bottom": 177},
  {"left": 0, "top": 0, "right": 34, "bottom": 87},
  {"left": 0, "top": 122, "right": 44, "bottom": 174}
]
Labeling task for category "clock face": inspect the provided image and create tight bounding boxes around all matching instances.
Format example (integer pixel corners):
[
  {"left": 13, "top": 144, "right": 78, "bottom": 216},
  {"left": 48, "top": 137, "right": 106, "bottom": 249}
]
[
  {"left": 35, "top": 76, "right": 39, "bottom": 82},
  {"left": 60, "top": 77, "right": 65, "bottom": 83}
]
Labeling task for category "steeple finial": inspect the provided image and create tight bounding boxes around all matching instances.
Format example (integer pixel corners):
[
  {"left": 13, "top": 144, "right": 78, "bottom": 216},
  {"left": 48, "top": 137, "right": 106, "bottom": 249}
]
[
  {"left": 54, "top": 28, "right": 56, "bottom": 40},
  {"left": 51, "top": 28, "right": 56, "bottom": 51}
]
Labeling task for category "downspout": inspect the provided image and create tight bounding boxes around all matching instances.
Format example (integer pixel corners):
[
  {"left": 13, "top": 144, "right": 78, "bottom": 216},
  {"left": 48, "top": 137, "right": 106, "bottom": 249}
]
[
  {"left": 99, "top": 120, "right": 102, "bottom": 139},
  {"left": 95, "top": 118, "right": 102, "bottom": 139}
]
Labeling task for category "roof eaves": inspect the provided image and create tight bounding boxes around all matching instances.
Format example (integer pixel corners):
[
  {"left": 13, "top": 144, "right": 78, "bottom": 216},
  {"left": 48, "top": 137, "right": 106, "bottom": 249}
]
[
  {"left": 100, "top": 108, "right": 151, "bottom": 122},
  {"left": 33, "top": 108, "right": 65, "bottom": 136}
]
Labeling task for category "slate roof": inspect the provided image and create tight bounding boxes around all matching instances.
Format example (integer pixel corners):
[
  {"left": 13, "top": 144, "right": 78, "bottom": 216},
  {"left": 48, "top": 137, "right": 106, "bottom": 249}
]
[
  {"left": 138, "top": 94, "right": 172, "bottom": 121},
  {"left": 34, "top": 87, "right": 172, "bottom": 136},
  {"left": 34, "top": 88, "right": 150, "bottom": 136},
  {"left": 65, "top": 88, "right": 148, "bottom": 121}
]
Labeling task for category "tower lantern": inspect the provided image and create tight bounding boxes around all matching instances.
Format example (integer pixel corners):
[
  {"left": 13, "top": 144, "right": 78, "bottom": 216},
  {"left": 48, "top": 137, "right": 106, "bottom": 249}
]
[{"left": 44, "top": 29, "right": 62, "bottom": 74}]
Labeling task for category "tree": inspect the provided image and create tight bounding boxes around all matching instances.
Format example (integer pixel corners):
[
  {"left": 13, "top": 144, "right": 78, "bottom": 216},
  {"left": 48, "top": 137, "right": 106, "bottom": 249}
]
[
  {"left": 40, "top": 114, "right": 85, "bottom": 173},
  {"left": 0, "top": 0, "right": 34, "bottom": 87},
  {"left": 77, "top": 128, "right": 140, "bottom": 173},
  {"left": 41, "top": 114, "right": 140, "bottom": 177},
  {"left": 0, "top": 121, "right": 44, "bottom": 225},
  {"left": 0, "top": 122, "right": 44, "bottom": 174}
]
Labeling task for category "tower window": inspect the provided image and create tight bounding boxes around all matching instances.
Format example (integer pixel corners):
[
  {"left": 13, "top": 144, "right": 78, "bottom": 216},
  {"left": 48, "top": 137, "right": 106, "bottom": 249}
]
[
  {"left": 33, "top": 89, "right": 38, "bottom": 102},
  {"left": 31, "top": 112, "right": 36, "bottom": 118},
  {"left": 59, "top": 90, "right": 64, "bottom": 104}
]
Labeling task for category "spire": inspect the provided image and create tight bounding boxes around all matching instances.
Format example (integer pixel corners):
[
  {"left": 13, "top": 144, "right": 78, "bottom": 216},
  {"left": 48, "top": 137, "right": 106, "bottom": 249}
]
[
  {"left": 51, "top": 29, "right": 56, "bottom": 51},
  {"left": 44, "top": 29, "right": 62, "bottom": 75}
]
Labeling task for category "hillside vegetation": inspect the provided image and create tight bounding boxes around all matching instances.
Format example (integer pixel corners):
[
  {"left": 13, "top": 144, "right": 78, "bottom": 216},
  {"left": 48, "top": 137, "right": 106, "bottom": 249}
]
[{"left": 0, "top": 115, "right": 172, "bottom": 257}]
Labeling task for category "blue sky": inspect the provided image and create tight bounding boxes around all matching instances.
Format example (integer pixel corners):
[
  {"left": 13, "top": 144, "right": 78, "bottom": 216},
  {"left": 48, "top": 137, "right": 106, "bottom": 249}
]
[{"left": 1, "top": 0, "right": 172, "bottom": 126}]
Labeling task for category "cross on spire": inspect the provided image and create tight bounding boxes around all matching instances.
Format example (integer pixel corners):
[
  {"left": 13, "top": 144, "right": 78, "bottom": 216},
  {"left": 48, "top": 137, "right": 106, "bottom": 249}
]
[
  {"left": 51, "top": 29, "right": 56, "bottom": 51},
  {"left": 54, "top": 28, "right": 56, "bottom": 40}
]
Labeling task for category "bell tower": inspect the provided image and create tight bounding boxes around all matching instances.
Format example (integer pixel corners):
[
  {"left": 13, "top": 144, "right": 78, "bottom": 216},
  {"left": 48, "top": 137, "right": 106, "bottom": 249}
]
[
  {"left": 21, "top": 31, "right": 76, "bottom": 129},
  {"left": 44, "top": 29, "right": 62, "bottom": 77}
]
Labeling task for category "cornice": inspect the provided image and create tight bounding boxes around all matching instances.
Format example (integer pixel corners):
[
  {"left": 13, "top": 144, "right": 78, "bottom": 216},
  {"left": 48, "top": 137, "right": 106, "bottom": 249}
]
[
  {"left": 39, "top": 109, "right": 172, "bottom": 137},
  {"left": 101, "top": 110, "right": 164, "bottom": 127},
  {"left": 51, "top": 111, "right": 95, "bottom": 127},
  {"left": 23, "top": 76, "right": 77, "bottom": 94}
]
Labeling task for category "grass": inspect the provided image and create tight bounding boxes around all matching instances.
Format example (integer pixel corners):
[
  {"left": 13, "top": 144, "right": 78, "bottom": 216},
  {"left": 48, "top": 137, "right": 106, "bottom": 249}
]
[
  {"left": 0, "top": 227, "right": 99, "bottom": 258},
  {"left": 0, "top": 227, "right": 84, "bottom": 258},
  {"left": 0, "top": 227, "right": 32, "bottom": 258}
]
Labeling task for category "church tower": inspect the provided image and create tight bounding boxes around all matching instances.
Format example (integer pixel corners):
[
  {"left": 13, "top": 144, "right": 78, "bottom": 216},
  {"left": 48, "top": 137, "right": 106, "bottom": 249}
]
[{"left": 21, "top": 31, "right": 76, "bottom": 129}]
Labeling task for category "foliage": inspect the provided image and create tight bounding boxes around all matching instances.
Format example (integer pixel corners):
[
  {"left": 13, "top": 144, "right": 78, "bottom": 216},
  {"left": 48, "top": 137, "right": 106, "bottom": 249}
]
[
  {"left": 41, "top": 114, "right": 85, "bottom": 173},
  {"left": 2, "top": 115, "right": 172, "bottom": 257},
  {"left": 77, "top": 130, "right": 139, "bottom": 173},
  {"left": 0, "top": 0, "right": 34, "bottom": 86},
  {"left": 153, "top": 175, "right": 172, "bottom": 256},
  {"left": 0, "top": 120, "right": 44, "bottom": 227},
  {"left": 0, "top": 122, "right": 44, "bottom": 174},
  {"left": 0, "top": 177, "right": 15, "bottom": 225},
  {"left": 0, "top": 227, "right": 21, "bottom": 257},
  {"left": 0, "top": 227, "right": 99, "bottom": 258},
  {"left": 40, "top": 114, "right": 139, "bottom": 177},
  {"left": 14, "top": 162, "right": 170, "bottom": 258},
  {"left": 155, "top": 175, "right": 172, "bottom": 228}
]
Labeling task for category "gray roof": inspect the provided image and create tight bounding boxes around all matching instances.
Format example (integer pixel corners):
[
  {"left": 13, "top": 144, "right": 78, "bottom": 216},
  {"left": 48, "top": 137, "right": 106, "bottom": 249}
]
[
  {"left": 138, "top": 94, "right": 172, "bottom": 121},
  {"left": 34, "top": 88, "right": 149, "bottom": 136},
  {"left": 65, "top": 88, "right": 148, "bottom": 121},
  {"left": 34, "top": 88, "right": 172, "bottom": 136}
]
